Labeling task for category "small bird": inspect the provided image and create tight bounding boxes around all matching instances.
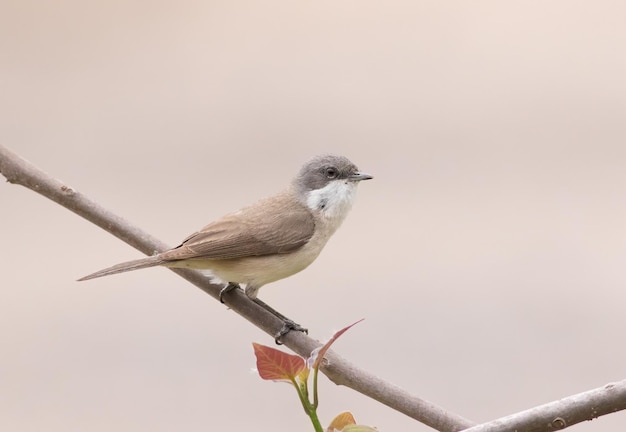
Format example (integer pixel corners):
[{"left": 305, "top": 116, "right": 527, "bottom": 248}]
[{"left": 79, "top": 154, "right": 372, "bottom": 340}]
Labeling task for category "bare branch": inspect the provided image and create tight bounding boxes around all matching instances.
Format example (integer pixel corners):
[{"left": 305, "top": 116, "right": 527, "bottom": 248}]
[
  {"left": 0, "top": 144, "right": 474, "bottom": 432},
  {"left": 462, "top": 380, "right": 626, "bottom": 432}
]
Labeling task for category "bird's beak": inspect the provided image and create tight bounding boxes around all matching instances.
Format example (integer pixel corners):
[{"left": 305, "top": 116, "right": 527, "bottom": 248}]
[{"left": 348, "top": 172, "right": 373, "bottom": 182}]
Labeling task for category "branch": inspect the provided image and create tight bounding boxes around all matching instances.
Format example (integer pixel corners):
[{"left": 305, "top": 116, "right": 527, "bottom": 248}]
[
  {"left": 0, "top": 144, "right": 474, "bottom": 432},
  {"left": 462, "top": 380, "right": 626, "bottom": 432}
]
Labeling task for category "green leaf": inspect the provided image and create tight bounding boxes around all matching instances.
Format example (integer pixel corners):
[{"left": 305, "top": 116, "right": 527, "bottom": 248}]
[{"left": 340, "top": 425, "right": 378, "bottom": 432}]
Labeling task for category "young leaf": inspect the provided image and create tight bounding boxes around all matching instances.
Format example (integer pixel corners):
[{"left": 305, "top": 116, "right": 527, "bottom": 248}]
[
  {"left": 295, "top": 362, "right": 311, "bottom": 385},
  {"left": 326, "top": 411, "right": 357, "bottom": 431},
  {"left": 340, "top": 425, "right": 378, "bottom": 431},
  {"left": 311, "top": 319, "right": 364, "bottom": 370},
  {"left": 252, "top": 342, "right": 306, "bottom": 382}
]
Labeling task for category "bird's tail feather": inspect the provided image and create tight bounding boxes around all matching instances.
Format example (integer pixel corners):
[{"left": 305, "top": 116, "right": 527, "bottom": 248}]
[{"left": 78, "top": 255, "right": 164, "bottom": 281}]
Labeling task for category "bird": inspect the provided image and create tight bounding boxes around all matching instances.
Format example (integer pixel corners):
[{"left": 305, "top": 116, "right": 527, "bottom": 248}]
[{"left": 79, "top": 154, "right": 372, "bottom": 341}]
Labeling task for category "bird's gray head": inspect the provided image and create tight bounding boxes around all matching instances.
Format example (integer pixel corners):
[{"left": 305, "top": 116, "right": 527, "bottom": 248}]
[{"left": 293, "top": 155, "right": 372, "bottom": 221}]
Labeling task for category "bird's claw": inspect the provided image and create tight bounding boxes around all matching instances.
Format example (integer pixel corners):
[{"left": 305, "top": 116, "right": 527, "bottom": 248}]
[
  {"left": 274, "top": 319, "right": 308, "bottom": 345},
  {"left": 219, "top": 282, "right": 240, "bottom": 304}
]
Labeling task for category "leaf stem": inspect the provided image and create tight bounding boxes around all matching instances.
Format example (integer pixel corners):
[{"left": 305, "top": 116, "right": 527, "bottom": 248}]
[
  {"left": 313, "top": 364, "right": 320, "bottom": 409},
  {"left": 292, "top": 377, "right": 323, "bottom": 432}
]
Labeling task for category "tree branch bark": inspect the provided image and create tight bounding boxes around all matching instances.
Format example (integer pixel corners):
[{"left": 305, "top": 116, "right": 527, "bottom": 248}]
[
  {"left": 461, "top": 380, "right": 626, "bottom": 432},
  {"left": 0, "top": 144, "right": 474, "bottom": 432}
]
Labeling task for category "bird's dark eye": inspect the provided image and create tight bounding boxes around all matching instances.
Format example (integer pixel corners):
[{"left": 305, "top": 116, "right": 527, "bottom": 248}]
[{"left": 325, "top": 167, "right": 338, "bottom": 179}]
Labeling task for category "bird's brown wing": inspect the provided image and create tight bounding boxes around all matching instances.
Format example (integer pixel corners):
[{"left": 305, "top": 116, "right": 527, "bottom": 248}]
[{"left": 160, "top": 193, "right": 315, "bottom": 262}]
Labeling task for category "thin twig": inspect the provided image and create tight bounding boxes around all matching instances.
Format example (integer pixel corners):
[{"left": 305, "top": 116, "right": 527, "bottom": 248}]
[
  {"left": 0, "top": 144, "right": 474, "bottom": 432},
  {"left": 461, "top": 380, "right": 626, "bottom": 432}
]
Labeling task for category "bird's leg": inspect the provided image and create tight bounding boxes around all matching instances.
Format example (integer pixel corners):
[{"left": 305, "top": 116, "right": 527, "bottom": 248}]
[
  {"left": 252, "top": 298, "right": 308, "bottom": 344},
  {"left": 219, "top": 282, "right": 241, "bottom": 304},
  {"left": 220, "top": 283, "right": 307, "bottom": 343}
]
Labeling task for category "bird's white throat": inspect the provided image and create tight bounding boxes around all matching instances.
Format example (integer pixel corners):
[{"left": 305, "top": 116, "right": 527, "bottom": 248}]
[{"left": 305, "top": 180, "right": 358, "bottom": 230}]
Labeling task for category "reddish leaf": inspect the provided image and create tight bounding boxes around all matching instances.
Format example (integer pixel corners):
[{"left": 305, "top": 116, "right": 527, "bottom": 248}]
[
  {"left": 311, "top": 319, "right": 364, "bottom": 370},
  {"left": 253, "top": 342, "right": 306, "bottom": 382}
]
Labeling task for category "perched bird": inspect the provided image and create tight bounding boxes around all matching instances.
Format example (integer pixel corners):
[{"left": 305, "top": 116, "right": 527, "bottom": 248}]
[{"left": 79, "top": 154, "right": 372, "bottom": 340}]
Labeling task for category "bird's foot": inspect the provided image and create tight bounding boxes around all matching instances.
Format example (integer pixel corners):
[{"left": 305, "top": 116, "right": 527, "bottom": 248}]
[
  {"left": 274, "top": 319, "right": 308, "bottom": 345},
  {"left": 249, "top": 297, "right": 308, "bottom": 344},
  {"left": 219, "top": 282, "right": 240, "bottom": 304}
]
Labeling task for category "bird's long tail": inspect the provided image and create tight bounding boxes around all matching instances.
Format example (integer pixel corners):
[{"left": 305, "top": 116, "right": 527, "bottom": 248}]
[{"left": 78, "top": 255, "right": 165, "bottom": 281}]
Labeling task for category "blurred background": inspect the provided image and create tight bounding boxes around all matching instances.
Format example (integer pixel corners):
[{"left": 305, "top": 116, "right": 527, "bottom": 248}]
[{"left": 2, "top": 1, "right": 626, "bottom": 431}]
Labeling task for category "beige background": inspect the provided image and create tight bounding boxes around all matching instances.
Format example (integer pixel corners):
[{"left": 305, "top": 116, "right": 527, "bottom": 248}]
[{"left": 2, "top": 1, "right": 626, "bottom": 431}]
